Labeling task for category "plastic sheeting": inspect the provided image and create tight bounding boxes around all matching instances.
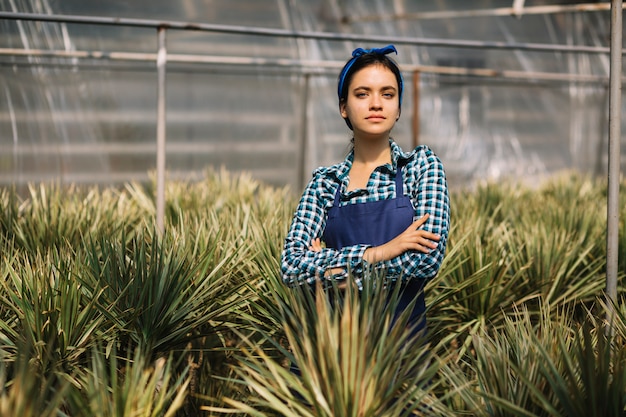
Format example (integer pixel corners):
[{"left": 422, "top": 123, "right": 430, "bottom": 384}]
[{"left": 0, "top": 0, "right": 623, "bottom": 192}]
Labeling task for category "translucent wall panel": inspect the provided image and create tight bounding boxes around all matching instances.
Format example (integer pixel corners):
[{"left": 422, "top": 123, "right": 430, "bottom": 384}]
[
  {"left": 1, "top": 0, "right": 624, "bottom": 193},
  {"left": 163, "top": 68, "right": 303, "bottom": 187}
]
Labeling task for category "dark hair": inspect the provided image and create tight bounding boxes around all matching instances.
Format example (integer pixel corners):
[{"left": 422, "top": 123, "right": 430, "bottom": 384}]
[{"left": 337, "top": 46, "right": 404, "bottom": 130}]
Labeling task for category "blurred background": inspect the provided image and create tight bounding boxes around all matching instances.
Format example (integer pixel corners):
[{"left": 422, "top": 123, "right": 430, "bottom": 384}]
[{"left": 0, "top": 0, "right": 622, "bottom": 192}]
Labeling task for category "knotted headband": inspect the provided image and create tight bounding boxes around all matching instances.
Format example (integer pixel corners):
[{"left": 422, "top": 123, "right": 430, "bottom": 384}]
[{"left": 337, "top": 44, "right": 403, "bottom": 106}]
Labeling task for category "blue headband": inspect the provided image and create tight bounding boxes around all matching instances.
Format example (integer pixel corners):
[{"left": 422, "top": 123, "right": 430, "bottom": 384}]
[{"left": 337, "top": 44, "right": 403, "bottom": 106}]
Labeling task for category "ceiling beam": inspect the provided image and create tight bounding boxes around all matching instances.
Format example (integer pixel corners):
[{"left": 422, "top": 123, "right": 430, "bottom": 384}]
[{"left": 346, "top": 2, "right": 618, "bottom": 23}]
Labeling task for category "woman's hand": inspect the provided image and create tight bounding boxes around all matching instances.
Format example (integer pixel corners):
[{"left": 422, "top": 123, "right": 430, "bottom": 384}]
[
  {"left": 309, "top": 238, "right": 323, "bottom": 252},
  {"left": 363, "top": 214, "right": 440, "bottom": 263},
  {"left": 309, "top": 238, "right": 347, "bottom": 286}
]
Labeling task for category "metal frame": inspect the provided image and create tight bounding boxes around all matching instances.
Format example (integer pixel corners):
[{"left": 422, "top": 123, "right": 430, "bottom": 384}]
[
  {"left": 346, "top": 2, "right": 620, "bottom": 22},
  {"left": 607, "top": 0, "right": 622, "bottom": 330},
  {"left": 156, "top": 27, "right": 166, "bottom": 233},
  {"left": 1, "top": 47, "right": 622, "bottom": 84},
  {"left": 0, "top": 11, "right": 620, "bottom": 55}
]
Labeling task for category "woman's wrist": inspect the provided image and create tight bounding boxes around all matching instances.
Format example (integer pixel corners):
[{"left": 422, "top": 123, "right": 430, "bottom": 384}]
[{"left": 364, "top": 246, "right": 381, "bottom": 263}]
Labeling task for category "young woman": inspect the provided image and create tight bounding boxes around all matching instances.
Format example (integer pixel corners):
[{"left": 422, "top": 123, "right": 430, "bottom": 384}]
[{"left": 281, "top": 45, "right": 450, "bottom": 335}]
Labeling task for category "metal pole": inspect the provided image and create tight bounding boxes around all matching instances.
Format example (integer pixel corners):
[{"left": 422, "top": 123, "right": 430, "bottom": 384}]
[
  {"left": 0, "top": 11, "right": 620, "bottom": 55},
  {"left": 411, "top": 70, "right": 420, "bottom": 148},
  {"left": 156, "top": 27, "right": 167, "bottom": 233},
  {"left": 298, "top": 74, "right": 310, "bottom": 191},
  {"left": 2, "top": 47, "right": 621, "bottom": 84},
  {"left": 348, "top": 2, "right": 618, "bottom": 23},
  {"left": 606, "top": 0, "right": 622, "bottom": 328}
]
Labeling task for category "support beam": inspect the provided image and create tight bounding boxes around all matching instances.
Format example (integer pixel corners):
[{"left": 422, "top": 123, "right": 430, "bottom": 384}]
[
  {"left": 347, "top": 2, "right": 621, "bottom": 23},
  {"left": 512, "top": 0, "right": 527, "bottom": 18},
  {"left": 156, "top": 27, "right": 167, "bottom": 234},
  {"left": 412, "top": 70, "right": 420, "bottom": 148},
  {"left": 298, "top": 74, "right": 310, "bottom": 191},
  {"left": 0, "top": 48, "right": 622, "bottom": 84},
  {"left": 0, "top": 11, "right": 619, "bottom": 55},
  {"left": 606, "top": 0, "right": 622, "bottom": 329}
]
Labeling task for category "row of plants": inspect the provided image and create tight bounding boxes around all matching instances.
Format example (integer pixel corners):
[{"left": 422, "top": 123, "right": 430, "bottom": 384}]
[{"left": 0, "top": 169, "right": 625, "bottom": 416}]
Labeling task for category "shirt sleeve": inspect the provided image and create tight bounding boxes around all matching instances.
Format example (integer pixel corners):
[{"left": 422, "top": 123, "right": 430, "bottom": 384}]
[
  {"left": 375, "top": 148, "right": 450, "bottom": 282},
  {"left": 280, "top": 171, "right": 370, "bottom": 286}
]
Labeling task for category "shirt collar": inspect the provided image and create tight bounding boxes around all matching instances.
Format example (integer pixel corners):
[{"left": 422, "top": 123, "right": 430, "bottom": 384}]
[
  {"left": 326, "top": 139, "right": 415, "bottom": 181},
  {"left": 389, "top": 139, "right": 415, "bottom": 170}
]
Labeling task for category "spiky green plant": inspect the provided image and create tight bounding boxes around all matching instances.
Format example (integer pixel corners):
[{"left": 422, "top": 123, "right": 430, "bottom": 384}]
[
  {"left": 537, "top": 320, "right": 626, "bottom": 417},
  {"left": 181, "top": 177, "right": 300, "bottom": 415},
  {"left": 1, "top": 170, "right": 626, "bottom": 416},
  {"left": 79, "top": 229, "right": 249, "bottom": 361},
  {"left": 8, "top": 183, "right": 145, "bottom": 253},
  {"left": 511, "top": 177, "right": 607, "bottom": 313},
  {"left": 0, "top": 244, "right": 20, "bottom": 354},
  {"left": 0, "top": 339, "right": 71, "bottom": 417},
  {"left": 427, "top": 222, "right": 533, "bottom": 361},
  {"left": 439, "top": 300, "right": 626, "bottom": 417},
  {"left": 214, "top": 271, "right": 452, "bottom": 417},
  {"left": 603, "top": 295, "right": 626, "bottom": 340},
  {"left": 0, "top": 245, "right": 104, "bottom": 384},
  {"left": 473, "top": 303, "right": 576, "bottom": 416},
  {"left": 64, "top": 345, "right": 189, "bottom": 417},
  {"left": 0, "top": 186, "right": 18, "bottom": 245}
]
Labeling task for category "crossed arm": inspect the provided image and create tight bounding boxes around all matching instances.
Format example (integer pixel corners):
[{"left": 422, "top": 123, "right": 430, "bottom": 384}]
[
  {"left": 309, "top": 213, "right": 440, "bottom": 279},
  {"left": 281, "top": 149, "right": 450, "bottom": 287}
]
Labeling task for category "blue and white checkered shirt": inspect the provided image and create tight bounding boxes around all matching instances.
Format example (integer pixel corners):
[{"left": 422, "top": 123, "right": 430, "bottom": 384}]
[{"left": 281, "top": 139, "right": 450, "bottom": 288}]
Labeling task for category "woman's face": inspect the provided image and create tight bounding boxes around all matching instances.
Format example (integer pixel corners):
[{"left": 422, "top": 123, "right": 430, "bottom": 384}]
[{"left": 340, "top": 63, "right": 401, "bottom": 140}]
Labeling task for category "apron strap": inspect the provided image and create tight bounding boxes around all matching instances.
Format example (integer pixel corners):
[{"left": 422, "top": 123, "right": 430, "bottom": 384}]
[
  {"left": 395, "top": 159, "right": 410, "bottom": 208},
  {"left": 332, "top": 158, "right": 410, "bottom": 210},
  {"left": 331, "top": 181, "right": 342, "bottom": 209}
]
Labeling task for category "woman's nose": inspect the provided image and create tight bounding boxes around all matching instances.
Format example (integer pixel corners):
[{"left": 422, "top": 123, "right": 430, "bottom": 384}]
[{"left": 369, "top": 95, "right": 382, "bottom": 109}]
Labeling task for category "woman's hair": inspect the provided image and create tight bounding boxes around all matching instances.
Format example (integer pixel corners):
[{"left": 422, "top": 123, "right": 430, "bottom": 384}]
[{"left": 337, "top": 45, "right": 404, "bottom": 130}]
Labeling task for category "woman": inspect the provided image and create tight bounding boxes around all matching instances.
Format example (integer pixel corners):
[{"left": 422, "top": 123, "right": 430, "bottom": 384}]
[{"left": 281, "top": 45, "right": 450, "bottom": 335}]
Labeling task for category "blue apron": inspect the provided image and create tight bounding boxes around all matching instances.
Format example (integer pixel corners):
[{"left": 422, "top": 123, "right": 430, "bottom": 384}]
[{"left": 322, "top": 161, "right": 426, "bottom": 335}]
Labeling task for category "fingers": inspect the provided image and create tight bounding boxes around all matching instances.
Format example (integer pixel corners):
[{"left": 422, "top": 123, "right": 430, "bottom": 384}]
[
  {"left": 420, "top": 237, "right": 439, "bottom": 250},
  {"left": 413, "top": 243, "right": 435, "bottom": 253},
  {"left": 309, "top": 237, "right": 322, "bottom": 252},
  {"left": 408, "top": 213, "right": 440, "bottom": 242},
  {"left": 402, "top": 214, "right": 441, "bottom": 254},
  {"left": 415, "top": 231, "right": 440, "bottom": 252},
  {"left": 406, "top": 235, "right": 439, "bottom": 253},
  {"left": 412, "top": 213, "right": 429, "bottom": 228},
  {"left": 420, "top": 231, "right": 441, "bottom": 242}
]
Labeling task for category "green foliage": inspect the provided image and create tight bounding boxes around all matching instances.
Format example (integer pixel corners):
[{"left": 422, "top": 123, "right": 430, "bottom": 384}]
[
  {"left": 0, "top": 171, "right": 625, "bottom": 416},
  {"left": 0, "top": 339, "right": 70, "bottom": 417},
  {"left": 0, "top": 186, "right": 18, "bottom": 244},
  {"left": 6, "top": 183, "right": 145, "bottom": 252},
  {"left": 80, "top": 229, "right": 246, "bottom": 359},
  {"left": 0, "top": 246, "right": 103, "bottom": 382},
  {"left": 219, "top": 276, "right": 447, "bottom": 417},
  {"left": 64, "top": 345, "right": 189, "bottom": 417}
]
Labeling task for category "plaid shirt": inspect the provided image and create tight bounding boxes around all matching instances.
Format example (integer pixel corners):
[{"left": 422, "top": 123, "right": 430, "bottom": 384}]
[{"left": 281, "top": 139, "right": 450, "bottom": 287}]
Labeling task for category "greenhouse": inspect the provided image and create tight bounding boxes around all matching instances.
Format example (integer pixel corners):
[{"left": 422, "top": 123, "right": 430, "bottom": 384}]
[
  {"left": 1, "top": 0, "right": 624, "bottom": 191},
  {"left": 1, "top": 1, "right": 625, "bottom": 416}
]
